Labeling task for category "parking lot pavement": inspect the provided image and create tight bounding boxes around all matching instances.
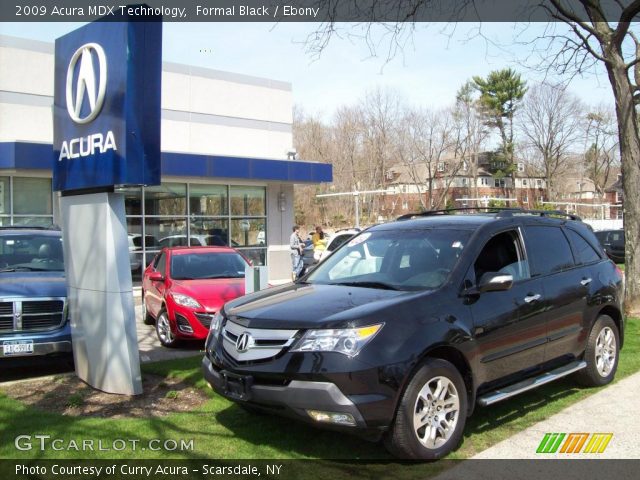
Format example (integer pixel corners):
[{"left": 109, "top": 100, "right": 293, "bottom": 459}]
[
  {"left": 472, "top": 371, "right": 640, "bottom": 459},
  {"left": 135, "top": 305, "right": 204, "bottom": 363}
]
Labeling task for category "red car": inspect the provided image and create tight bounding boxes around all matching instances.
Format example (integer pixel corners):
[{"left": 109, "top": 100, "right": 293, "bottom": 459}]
[{"left": 142, "top": 246, "right": 249, "bottom": 347}]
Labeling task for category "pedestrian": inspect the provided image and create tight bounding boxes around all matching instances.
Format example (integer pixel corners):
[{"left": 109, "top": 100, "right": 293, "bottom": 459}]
[
  {"left": 311, "top": 225, "right": 328, "bottom": 262},
  {"left": 289, "top": 225, "right": 304, "bottom": 280}
]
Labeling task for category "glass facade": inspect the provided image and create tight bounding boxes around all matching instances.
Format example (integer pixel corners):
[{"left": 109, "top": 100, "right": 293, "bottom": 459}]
[
  {"left": 119, "top": 182, "right": 267, "bottom": 280},
  {"left": 0, "top": 178, "right": 268, "bottom": 281},
  {"left": 0, "top": 176, "right": 54, "bottom": 226}
]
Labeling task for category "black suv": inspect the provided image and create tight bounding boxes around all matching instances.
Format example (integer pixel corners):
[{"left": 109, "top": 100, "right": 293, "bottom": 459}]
[
  {"left": 202, "top": 209, "right": 624, "bottom": 460},
  {"left": 594, "top": 229, "right": 625, "bottom": 264}
]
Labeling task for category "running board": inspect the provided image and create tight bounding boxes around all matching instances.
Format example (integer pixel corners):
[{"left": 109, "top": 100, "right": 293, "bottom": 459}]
[{"left": 477, "top": 361, "right": 587, "bottom": 407}]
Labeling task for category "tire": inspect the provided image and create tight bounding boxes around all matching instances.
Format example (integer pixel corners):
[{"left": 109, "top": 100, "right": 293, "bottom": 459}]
[
  {"left": 384, "top": 358, "right": 467, "bottom": 460},
  {"left": 575, "top": 315, "right": 620, "bottom": 387},
  {"left": 141, "top": 293, "right": 154, "bottom": 325},
  {"left": 155, "top": 310, "right": 178, "bottom": 348}
]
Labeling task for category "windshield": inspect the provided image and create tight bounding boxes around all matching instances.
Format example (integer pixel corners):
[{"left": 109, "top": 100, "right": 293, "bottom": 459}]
[
  {"left": 306, "top": 228, "right": 471, "bottom": 291},
  {"left": 0, "top": 234, "right": 64, "bottom": 272},
  {"left": 170, "top": 252, "right": 248, "bottom": 280}
]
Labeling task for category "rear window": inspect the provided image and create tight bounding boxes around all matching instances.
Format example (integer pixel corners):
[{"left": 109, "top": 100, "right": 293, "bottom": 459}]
[
  {"left": 566, "top": 229, "right": 602, "bottom": 265},
  {"left": 524, "top": 226, "right": 575, "bottom": 276}
]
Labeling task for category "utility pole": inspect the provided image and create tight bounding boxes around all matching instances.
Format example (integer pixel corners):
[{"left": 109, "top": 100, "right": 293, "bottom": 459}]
[{"left": 316, "top": 189, "right": 393, "bottom": 229}]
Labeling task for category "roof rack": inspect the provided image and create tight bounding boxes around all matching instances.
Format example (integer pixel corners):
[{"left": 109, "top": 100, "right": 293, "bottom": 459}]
[{"left": 396, "top": 207, "right": 582, "bottom": 222}]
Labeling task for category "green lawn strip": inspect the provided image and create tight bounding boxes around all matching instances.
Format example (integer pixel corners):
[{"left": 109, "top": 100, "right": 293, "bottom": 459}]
[
  {"left": 617, "top": 263, "right": 625, "bottom": 271},
  {"left": 0, "top": 318, "right": 638, "bottom": 464}
]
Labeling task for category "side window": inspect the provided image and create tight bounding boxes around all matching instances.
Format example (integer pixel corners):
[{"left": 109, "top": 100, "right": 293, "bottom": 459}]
[
  {"left": 566, "top": 229, "right": 602, "bottom": 265},
  {"left": 524, "top": 226, "right": 574, "bottom": 276},
  {"left": 609, "top": 231, "right": 624, "bottom": 247},
  {"left": 155, "top": 252, "right": 167, "bottom": 276},
  {"left": 473, "top": 230, "right": 529, "bottom": 283}
]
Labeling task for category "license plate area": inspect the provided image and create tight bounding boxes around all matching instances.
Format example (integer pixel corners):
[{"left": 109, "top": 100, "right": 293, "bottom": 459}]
[
  {"left": 3, "top": 340, "right": 34, "bottom": 356},
  {"left": 220, "top": 371, "right": 253, "bottom": 401}
]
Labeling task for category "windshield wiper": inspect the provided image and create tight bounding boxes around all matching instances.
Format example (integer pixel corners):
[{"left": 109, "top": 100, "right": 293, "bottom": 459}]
[
  {"left": 0, "top": 266, "right": 53, "bottom": 272},
  {"left": 329, "top": 281, "right": 399, "bottom": 290}
]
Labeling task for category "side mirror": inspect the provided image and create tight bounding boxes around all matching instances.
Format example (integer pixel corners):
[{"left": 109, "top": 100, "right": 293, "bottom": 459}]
[
  {"left": 148, "top": 271, "right": 164, "bottom": 282},
  {"left": 478, "top": 272, "right": 513, "bottom": 293}
]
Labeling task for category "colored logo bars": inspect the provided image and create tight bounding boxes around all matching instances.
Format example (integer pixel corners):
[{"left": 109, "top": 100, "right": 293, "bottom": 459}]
[{"left": 536, "top": 433, "right": 613, "bottom": 454}]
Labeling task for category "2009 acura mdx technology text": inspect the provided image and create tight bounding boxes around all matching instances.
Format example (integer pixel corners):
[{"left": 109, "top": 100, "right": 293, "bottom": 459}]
[{"left": 202, "top": 209, "right": 624, "bottom": 460}]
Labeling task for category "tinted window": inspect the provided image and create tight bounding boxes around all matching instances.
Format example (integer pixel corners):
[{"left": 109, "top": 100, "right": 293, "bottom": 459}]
[
  {"left": 566, "top": 229, "right": 601, "bottom": 264},
  {"left": 525, "top": 226, "right": 574, "bottom": 276},
  {"left": 474, "top": 230, "right": 529, "bottom": 283},
  {"left": 609, "top": 231, "right": 624, "bottom": 247}
]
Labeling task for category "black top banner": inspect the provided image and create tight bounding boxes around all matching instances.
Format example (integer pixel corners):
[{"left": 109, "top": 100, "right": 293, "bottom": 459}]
[{"left": 3, "top": 0, "right": 638, "bottom": 22}]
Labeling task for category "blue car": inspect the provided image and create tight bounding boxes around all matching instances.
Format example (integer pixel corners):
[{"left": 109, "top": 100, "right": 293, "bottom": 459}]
[{"left": 0, "top": 227, "right": 72, "bottom": 359}]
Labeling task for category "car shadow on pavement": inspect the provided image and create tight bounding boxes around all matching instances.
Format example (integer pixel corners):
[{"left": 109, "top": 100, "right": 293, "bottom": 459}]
[
  {"left": 0, "top": 354, "right": 74, "bottom": 383},
  {"left": 213, "top": 403, "right": 393, "bottom": 460}
]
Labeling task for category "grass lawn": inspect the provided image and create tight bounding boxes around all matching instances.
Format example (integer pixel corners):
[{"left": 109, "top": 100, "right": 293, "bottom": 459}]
[
  {"left": 1, "top": 318, "right": 638, "bottom": 463},
  {"left": 617, "top": 263, "right": 625, "bottom": 271}
]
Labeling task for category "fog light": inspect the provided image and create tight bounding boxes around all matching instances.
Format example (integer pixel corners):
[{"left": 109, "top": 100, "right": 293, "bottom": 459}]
[
  {"left": 175, "top": 314, "right": 193, "bottom": 333},
  {"left": 306, "top": 410, "right": 356, "bottom": 426}
]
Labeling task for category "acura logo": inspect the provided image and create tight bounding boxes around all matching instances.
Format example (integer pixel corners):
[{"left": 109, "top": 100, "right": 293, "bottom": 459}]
[
  {"left": 235, "top": 333, "right": 253, "bottom": 353},
  {"left": 66, "top": 43, "right": 107, "bottom": 124}
]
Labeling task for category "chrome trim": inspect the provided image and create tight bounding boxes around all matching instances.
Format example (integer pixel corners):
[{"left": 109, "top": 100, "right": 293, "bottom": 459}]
[
  {"left": 0, "top": 297, "right": 67, "bottom": 333},
  {"left": 221, "top": 320, "right": 298, "bottom": 362},
  {"left": 478, "top": 361, "right": 587, "bottom": 406}
]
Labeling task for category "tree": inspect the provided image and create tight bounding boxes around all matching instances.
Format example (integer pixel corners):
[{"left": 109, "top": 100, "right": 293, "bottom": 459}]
[
  {"left": 472, "top": 68, "right": 527, "bottom": 181},
  {"left": 539, "top": 1, "right": 640, "bottom": 314},
  {"left": 304, "top": 0, "right": 640, "bottom": 314},
  {"left": 454, "top": 81, "right": 489, "bottom": 206},
  {"left": 518, "top": 82, "right": 583, "bottom": 200},
  {"left": 583, "top": 107, "right": 619, "bottom": 197}
]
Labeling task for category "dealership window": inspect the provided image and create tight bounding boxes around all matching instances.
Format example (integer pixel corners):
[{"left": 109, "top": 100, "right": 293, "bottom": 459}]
[
  {"left": 0, "top": 176, "right": 54, "bottom": 226},
  {"left": 117, "top": 182, "right": 268, "bottom": 279}
]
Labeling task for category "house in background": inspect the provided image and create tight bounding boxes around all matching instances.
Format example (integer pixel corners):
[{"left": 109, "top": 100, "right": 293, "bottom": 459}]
[
  {"left": 382, "top": 152, "right": 548, "bottom": 215},
  {"left": 605, "top": 174, "right": 624, "bottom": 220}
]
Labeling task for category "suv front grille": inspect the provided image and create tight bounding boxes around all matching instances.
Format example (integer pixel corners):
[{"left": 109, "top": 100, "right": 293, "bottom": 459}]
[
  {"left": 221, "top": 320, "right": 298, "bottom": 362},
  {"left": 0, "top": 298, "right": 66, "bottom": 332}
]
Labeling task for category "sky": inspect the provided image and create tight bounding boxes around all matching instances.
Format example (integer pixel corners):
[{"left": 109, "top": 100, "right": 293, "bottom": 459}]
[{"left": 0, "top": 21, "right": 616, "bottom": 118}]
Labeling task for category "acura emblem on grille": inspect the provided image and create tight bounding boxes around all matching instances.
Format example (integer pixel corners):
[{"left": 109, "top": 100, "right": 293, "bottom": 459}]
[{"left": 236, "top": 333, "right": 252, "bottom": 353}]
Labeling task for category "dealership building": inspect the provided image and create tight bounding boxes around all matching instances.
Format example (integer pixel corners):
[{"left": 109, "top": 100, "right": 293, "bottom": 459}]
[{"left": 0, "top": 34, "right": 331, "bottom": 281}]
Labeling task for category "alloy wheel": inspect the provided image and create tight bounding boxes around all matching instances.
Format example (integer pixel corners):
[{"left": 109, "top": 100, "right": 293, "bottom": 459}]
[
  {"left": 413, "top": 376, "right": 460, "bottom": 449},
  {"left": 595, "top": 326, "right": 617, "bottom": 377}
]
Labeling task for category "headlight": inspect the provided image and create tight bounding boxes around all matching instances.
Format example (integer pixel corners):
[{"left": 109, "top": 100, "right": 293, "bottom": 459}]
[
  {"left": 171, "top": 293, "right": 202, "bottom": 309},
  {"left": 291, "top": 323, "right": 383, "bottom": 357},
  {"left": 209, "top": 311, "right": 224, "bottom": 337}
]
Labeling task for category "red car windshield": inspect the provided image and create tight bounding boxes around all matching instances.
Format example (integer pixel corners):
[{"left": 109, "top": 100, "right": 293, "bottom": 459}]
[{"left": 170, "top": 252, "right": 247, "bottom": 280}]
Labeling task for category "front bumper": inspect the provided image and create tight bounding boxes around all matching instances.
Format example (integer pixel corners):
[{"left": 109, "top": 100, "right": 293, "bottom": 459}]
[
  {"left": 0, "top": 324, "right": 72, "bottom": 359},
  {"left": 203, "top": 355, "right": 368, "bottom": 426}
]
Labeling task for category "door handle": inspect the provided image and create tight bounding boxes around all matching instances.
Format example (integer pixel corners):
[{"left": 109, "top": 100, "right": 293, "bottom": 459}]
[
  {"left": 580, "top": 278, "right": 592, "bottom": 286},
  {"left": 524, "top": 294, "right": 541, "bottom": 303}
]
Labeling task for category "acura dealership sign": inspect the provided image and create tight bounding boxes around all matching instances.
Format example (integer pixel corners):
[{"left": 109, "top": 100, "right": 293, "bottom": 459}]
[
  {"left": 59, "top": 43, "right": 116, "bottom": 162},
  {"left": 66, "top": 43, "right": 107, "bottom": 124},
  {"left": 53, "top": 18, "right": 162, "bottom": 192}
]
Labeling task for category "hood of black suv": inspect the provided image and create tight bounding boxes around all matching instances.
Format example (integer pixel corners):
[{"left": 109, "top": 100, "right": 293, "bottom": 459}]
[{"left": 224, "top": 282, "right": 423, "bottom": 329}]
